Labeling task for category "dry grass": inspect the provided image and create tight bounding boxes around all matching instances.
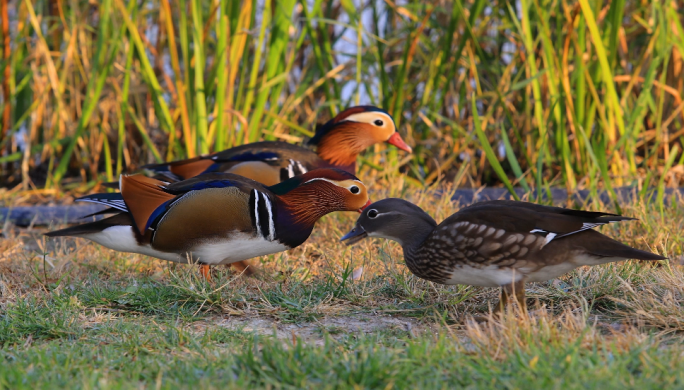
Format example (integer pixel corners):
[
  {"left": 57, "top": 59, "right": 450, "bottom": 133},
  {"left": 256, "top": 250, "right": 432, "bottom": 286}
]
[
  {"left": 1, "top": 186, "right": 681, "bottom": 329},
  {"left": 0, "top": 187, "right": 683, "bottom": 386}
]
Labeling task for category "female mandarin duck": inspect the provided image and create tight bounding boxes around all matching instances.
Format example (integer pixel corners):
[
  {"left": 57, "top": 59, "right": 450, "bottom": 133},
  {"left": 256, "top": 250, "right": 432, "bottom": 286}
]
[
  {"left": 141, "top": 106, "right": 411, "bottom": 186},
  {"left": 47, "top": 169, "right": 370, "bottom": 280},
  {"left": 342, "top": 199, "right": 665, "bottom": 312}
]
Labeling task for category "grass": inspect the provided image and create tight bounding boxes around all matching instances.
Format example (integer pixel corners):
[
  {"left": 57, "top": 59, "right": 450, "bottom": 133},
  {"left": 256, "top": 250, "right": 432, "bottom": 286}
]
[
  {"left": 1, "top": 186, "right": 683, "bottom": 387},
  {"left": 2, "top": 0, "right": 684, "bottom": 387},
  {"left": 1, "top": 0, "right": 684, "bottom": 200}
]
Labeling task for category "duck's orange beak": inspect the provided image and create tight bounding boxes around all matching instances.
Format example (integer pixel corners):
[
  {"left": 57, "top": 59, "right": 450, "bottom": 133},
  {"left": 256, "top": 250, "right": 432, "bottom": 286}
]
[
  {"left": 387, "top": 132, "right": 412, "bottom": 153},
  {"left": 358, "top": 199, "right": 372, "bottom": 213}
]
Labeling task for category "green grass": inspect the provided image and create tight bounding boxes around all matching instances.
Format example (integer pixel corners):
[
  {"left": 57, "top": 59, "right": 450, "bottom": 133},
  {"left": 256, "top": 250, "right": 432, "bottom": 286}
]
[
  {"left": 2, "top": 324, "right": 684, "bottom": 389},
  {"left": 1, "top": 188, "right": 683, "bottom": 388}
]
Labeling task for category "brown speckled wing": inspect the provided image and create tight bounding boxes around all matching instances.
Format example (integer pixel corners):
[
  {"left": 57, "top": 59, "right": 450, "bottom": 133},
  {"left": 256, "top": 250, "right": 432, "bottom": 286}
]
[
  {"left": 406, "top": 219, "right": 548, "bottom": 283},
  {"left": 423, "top": 220, "right": 547, "bottom": 266}
]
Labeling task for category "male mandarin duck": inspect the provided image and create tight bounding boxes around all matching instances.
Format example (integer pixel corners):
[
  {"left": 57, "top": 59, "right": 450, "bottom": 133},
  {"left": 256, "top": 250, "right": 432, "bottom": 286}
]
[
  {"left": 342, "top": 199, "right": 665, "bottom": 313},
  {"left": 140, "top": 106, "right": 412, "bottom": 186},
  {"left": 46, "top": 169, "right": 370, "bottom": 280}
]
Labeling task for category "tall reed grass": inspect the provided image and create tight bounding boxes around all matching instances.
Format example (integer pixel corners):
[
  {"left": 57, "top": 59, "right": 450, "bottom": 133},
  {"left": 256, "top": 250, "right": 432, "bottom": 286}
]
[{"left": 0, "top": 0, "right": 683, "bottom": 199}]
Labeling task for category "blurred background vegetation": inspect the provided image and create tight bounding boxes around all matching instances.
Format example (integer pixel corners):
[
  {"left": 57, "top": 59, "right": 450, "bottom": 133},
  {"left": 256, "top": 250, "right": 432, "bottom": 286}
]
[{"left": 0, "top": 0, "right": 683, "bottom": 197}]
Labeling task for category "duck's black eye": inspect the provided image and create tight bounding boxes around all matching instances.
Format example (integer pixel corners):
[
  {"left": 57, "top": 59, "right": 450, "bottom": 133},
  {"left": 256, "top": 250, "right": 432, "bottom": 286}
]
[
  {"left": 350, "top": 186, "right": 360, "bottom": 194},
  {"left": 374, "top": 119, "right": 384, "bottom": 126},
  {"left": 367, "top": 209, "right": 378, "bottom": 218}
]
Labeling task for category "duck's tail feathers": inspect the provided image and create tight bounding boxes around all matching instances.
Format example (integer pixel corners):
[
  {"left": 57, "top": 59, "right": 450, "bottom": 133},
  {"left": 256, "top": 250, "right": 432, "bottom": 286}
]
[
  {"left": 45, "top": 213, "right": 132, "bottom": 237},
  {"left": 584, "top": 232, "right": 667, "bottom": 261}
]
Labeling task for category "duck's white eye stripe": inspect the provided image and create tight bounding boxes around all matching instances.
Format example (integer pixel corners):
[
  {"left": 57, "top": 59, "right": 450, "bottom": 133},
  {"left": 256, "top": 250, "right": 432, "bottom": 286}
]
[
  {"left": 304, "top": 177, "right": 336, "bottom": 185},
  {"left": 303, "top": 177, "right": 358, "bottom": 186},
  {"left": 343, "top": 112, "right": 393, "bottom": 126}
]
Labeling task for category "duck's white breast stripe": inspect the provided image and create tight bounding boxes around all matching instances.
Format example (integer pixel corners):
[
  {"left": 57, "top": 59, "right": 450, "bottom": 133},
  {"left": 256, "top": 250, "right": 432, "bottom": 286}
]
[
  {"left": 252, "top": 189, "right": 276, "bottom": 241},
  {"left": 262, "top": 193, "right": 275, "bottom": 241},
  {"left": 253, "top": 190, "right": 262, "bottom": 238},
  {"left": 287, "top": 159, "right": 295, "bottom": 178}
]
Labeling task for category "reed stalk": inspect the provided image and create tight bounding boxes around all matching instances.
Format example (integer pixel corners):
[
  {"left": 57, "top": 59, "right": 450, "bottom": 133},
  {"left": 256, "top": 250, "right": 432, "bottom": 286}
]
[{"left": 0, "top": 0, "right": 681, "bottom": 210}]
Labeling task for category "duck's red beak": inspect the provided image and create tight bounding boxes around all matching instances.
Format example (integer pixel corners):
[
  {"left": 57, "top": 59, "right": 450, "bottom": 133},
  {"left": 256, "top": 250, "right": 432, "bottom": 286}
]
[
  {"left": 358, "top": 199, "right": 372, "bottom": 213},
  {"left": 387, "top": 132, "right": 412, "bottom": 153}
]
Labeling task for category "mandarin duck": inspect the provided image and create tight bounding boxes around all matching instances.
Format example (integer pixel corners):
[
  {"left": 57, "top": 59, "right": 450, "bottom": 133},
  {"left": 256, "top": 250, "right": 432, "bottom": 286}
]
[
  {"left": 105, "top": 105, "right": 409, "bottom": 274},
  {"left": 341, "top": 199, "right": 665, "bottom": 312},
  {"left": 47, "top": 169, "right": 370, "bottom": 280},
  {"left": 138, "top": 106, "right": 411, "bottom": 186}
]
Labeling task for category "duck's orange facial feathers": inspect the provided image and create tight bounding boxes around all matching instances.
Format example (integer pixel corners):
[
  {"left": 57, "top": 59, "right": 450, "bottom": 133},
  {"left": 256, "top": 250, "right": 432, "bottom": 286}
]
[{"left": 313, "top": 107, "right": 411, "bottom": 166}]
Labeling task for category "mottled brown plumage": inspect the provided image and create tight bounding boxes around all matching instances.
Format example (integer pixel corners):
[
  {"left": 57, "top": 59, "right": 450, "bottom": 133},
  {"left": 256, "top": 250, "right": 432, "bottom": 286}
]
[{"left": 342, "top": 198, "right": 666, "bottom": 312}]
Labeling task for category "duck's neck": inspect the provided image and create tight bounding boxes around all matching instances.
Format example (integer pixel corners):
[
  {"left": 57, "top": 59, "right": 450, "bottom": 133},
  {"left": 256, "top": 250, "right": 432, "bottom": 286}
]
[
  {"left": 399, "top": 222, "right": 436, "bottom": 256},
  {"left": 273, "top": 186, "right": 344, "bottom": 247},
  {"left": 316, "top": 128, "right": 374, "bottom": 168},
  {"left": 394, "top": 221, "right": 437, "bottom": 281}
]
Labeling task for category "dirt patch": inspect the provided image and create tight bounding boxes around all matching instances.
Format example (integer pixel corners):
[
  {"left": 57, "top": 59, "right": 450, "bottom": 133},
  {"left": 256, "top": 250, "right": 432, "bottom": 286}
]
[{"left": 198, "top": 314, "right": 443, "bottom": 346}]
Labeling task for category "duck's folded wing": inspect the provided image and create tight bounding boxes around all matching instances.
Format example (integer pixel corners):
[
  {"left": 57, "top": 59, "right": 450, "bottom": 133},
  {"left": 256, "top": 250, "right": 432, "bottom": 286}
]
[
  {"left": 455, "top": 200, "right": 634, "bottom": 241},
  {"left": 140, "top": 147, "right": 284, "bottom": 181},
  {"left": 120, "top": 173, "right": 264, "bottom": 235},
  {"left": 141, "top": 156, "right": 217, "bottom": 181},
  {"left": 140, "top": 176, "right": 266, "bottom": 252},
  {"left": 426, "top": 200, "right": 640, "bottom": 267},
  {"left": 160, "top": 173, "right": 267, "bottom": 195}
]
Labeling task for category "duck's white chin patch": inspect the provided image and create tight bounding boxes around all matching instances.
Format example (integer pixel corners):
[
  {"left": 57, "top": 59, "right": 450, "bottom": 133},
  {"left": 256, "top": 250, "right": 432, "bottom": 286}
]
[{"left": 368, "top": 231, "right": 403, "bottom": 246}]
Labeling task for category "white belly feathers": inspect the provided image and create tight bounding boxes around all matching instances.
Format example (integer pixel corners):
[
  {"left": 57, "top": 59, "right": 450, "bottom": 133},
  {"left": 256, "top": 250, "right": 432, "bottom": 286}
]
[
  {"left": 443, "top": 252, "right": 624, "bottom": 287},
  {"left": 83, "top": 225, "right": 286, "bottom": 265}
]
